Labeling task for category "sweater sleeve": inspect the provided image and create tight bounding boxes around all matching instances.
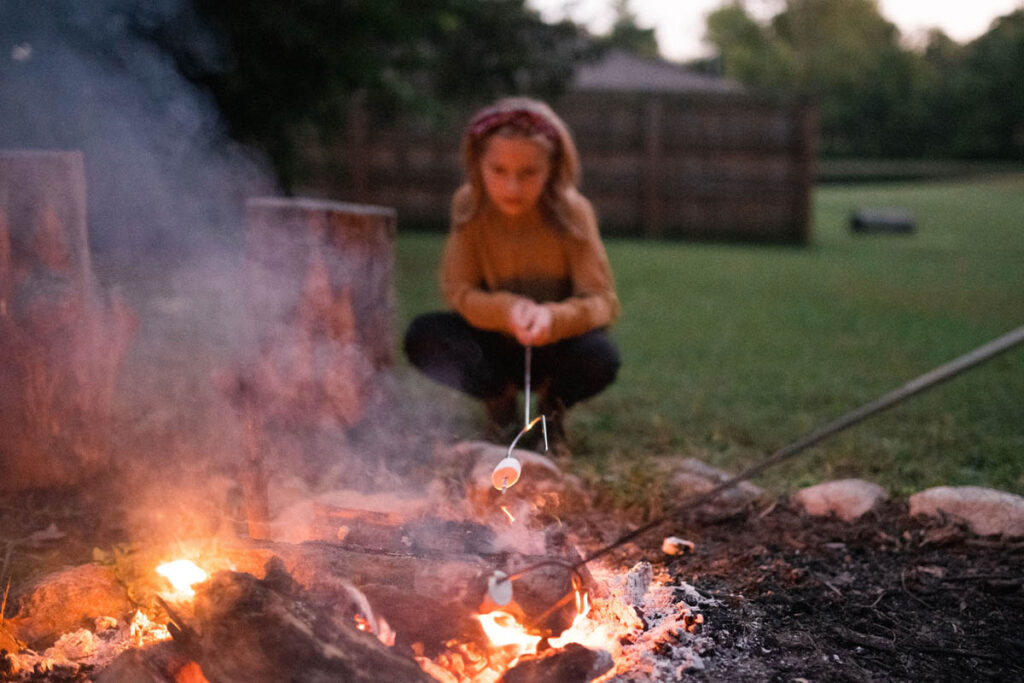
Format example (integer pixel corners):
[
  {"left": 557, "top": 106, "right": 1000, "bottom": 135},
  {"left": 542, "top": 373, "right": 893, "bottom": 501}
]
[
  {"left": 440, "top": 225, "right": 522, "bottom": 335},
  {"left": 545, "top": 197, "right": 620, "bottom": 342}
]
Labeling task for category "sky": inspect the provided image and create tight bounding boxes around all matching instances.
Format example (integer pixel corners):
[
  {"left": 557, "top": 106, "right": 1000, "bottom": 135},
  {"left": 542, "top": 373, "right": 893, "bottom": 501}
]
[{"left": 528, "top": 0, "right": 1024, "bottom": 62}]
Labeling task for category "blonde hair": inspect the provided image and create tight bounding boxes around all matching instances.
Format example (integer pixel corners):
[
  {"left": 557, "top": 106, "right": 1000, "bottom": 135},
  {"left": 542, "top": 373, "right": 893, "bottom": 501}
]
[{"left": 451, "top": 97, "right": 585, "bottom": 236}]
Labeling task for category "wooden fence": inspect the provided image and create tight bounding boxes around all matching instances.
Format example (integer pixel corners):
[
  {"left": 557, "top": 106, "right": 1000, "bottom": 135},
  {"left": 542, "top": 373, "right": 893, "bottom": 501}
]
[{"left": 304, "top": 90, "right": 817, "bottom": 243}]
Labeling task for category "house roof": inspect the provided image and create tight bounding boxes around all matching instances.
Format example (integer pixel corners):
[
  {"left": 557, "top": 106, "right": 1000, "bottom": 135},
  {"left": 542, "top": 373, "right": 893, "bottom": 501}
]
[{"left": 572, "top": 49, "right": 744, "bottom": 94}]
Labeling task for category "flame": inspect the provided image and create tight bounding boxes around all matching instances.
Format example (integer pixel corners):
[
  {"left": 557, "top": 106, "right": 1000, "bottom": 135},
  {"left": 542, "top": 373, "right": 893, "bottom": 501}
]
[
  {"left": 156, "top": 559, "right": 208, "bottom": 599},
  {"left": 500, "top": 506, "right": 515, "bottom": 523},
  {"left": 479, "top": 588, "right": 619, "bottom": 660},
  {"left": 548, "top": 590, "right": 594, "bottom": 648},
  {"left": 476, "top": 611, "right": 541, "bottom": 659}
]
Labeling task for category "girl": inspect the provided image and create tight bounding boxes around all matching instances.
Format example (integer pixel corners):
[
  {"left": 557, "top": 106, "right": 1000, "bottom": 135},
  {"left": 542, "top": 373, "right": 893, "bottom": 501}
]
[{"left": 403, "top": 97, "right": 620, "bottom": 461}]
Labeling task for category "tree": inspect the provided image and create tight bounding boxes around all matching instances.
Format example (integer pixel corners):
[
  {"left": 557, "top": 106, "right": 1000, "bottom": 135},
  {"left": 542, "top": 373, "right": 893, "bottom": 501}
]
[
  {"left": 704, "top": 1, "right": 792, "bottom": 86},
  {"left": 599, "top": 0, "right": 660, "bottom": 59},
  {"left": 704, "top": 0, "right": 936, "bottom": 157},
  {"left": 955, "top": 11, "right": 1024, "bottom": 158},
  {"left": 128, "top": 0, "right": 593, "bottom": 188}
]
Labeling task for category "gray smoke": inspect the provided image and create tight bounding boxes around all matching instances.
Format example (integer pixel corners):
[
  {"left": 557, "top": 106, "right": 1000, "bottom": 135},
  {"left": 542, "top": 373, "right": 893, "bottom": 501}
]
[{"left": 0, "top": 1, "right": 274, "bottom": 253}]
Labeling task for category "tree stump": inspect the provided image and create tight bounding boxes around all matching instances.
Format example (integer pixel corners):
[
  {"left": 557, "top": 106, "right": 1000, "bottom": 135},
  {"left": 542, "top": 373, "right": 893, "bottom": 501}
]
[
  {"left": 0, "top": 150, "right": 136, "bottom": 491},
  {"left": 222, "top": 199, "right": 397, "bottom": 509}
]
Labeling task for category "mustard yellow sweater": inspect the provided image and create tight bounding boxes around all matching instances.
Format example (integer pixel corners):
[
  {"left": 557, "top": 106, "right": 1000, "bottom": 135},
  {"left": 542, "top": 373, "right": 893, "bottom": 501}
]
[{"left": 440, "top": 196, "right": 619, "bottom": 344}]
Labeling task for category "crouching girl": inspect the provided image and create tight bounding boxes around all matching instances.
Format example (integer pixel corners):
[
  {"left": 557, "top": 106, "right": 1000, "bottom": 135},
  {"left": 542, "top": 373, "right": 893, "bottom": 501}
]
[{"left": 403, "top": 97, "right": 620, "bottom": 461}]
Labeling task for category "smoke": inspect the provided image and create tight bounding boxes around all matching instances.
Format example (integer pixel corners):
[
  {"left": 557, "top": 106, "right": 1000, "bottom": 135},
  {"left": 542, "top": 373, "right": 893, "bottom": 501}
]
[
  {"left": 0, "top": 2, "right": 456, "bottom": 549},
  {"left": 0, "top": 0, "right": 274, "bottom": 253}
]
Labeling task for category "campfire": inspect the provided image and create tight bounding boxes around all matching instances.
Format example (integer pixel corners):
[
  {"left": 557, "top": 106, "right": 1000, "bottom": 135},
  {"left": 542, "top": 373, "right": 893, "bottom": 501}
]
[
  {"left": 0, "top": 189, "right": 712, "bottom": 682},
  {"left": 121, "top": 514, "right": 707, "bottom": 683},
  {"left": 0, "top": 465, "right": 712, "bottom": 683}
]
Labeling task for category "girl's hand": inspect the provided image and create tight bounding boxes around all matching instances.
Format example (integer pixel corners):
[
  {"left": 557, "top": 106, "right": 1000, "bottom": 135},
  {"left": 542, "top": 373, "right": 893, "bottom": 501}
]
[{"left": 510, "top": 300, "right": 553, "bottom": 346}]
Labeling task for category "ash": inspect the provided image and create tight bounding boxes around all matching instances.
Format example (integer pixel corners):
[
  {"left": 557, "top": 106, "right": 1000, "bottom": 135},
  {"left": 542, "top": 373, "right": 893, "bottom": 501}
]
[
  {"left": 2, "top": 611, "right": 170, "bottom": 681},
  {"left": 594, "top": 561, "right": 718, "bottom": 682}
]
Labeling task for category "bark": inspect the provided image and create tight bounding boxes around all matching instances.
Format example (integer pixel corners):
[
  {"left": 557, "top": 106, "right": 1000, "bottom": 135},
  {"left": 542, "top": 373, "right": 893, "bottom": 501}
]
[
  {"left": 221, "top": 199, "right": 397, "bottom": 508},
  {"left": 178, "top": 557, "right": 434, "bottom": 683},
  {"left": 0, "top": 150, "right": 137, "bottom": 490}
]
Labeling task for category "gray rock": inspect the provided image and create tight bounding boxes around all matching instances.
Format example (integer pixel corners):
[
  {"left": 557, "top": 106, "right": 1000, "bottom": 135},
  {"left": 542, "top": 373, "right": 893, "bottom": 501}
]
[
  {"left": 439, "top": 440, "right": 590, "bottom": 514},
  {"left": 794, "top": 479, "right": 888, "bottom": 522},
  {"left": 657, "top": 457, "right": 764, "bottom": 507},
  {"left": 909, "top": 486, "right": 1024, "bottom": 537}
]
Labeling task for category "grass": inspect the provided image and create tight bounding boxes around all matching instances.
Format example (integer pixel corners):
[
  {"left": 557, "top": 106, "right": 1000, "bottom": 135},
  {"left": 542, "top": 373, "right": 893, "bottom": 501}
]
[{"left": 394, "top": 173, "right": 1024, "bottom": 498}]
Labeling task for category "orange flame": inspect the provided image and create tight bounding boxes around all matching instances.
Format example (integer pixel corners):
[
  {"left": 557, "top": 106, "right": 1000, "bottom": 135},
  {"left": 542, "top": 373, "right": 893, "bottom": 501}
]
[
  {"left": 156, "top": 559, "right": 208, "bottom": 600},
  {"left": 476, "top": 611, "right": 541, "bottom": 660},
  {"left": 479, "top": 587, "right": 619, "bottom": 659},
  {"left": 500, "top": 506, "right": 516, "bottom": 523}
]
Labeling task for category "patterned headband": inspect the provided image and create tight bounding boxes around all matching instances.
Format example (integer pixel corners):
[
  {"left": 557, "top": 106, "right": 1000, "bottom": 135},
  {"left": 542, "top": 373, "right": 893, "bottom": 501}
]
[{"left": 469, "top": 109, "right": 560, "bottom": 144}]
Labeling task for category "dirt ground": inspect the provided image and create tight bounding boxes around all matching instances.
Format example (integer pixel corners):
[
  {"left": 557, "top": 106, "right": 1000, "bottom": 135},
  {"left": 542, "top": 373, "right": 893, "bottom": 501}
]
[
  {"left": 595, "top": 499, "right": 1024, "bottom": 682},
  {"left": 3, "top": 478, "right": 1022, "bottom": 682}
]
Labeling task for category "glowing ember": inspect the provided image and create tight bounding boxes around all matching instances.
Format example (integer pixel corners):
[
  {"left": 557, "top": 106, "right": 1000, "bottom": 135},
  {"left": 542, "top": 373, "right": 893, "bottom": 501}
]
[
  {"left": 354, "top": 614, "right": 372, "bottom": 632},
  {"left": 156, "top": 559, "right": 208, "bottom": 599},
  {"left": 500, "top": 506, "right": 515, "bottom": 523}
]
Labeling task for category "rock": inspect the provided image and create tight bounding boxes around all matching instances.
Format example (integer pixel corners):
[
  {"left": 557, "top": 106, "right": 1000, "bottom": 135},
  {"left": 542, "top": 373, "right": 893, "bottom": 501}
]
[
  {"left": 794, "top": 479, "right": 888, "bottom": 522},
  {"left": 909, "top": 486, "right": 1024, "bottom": 537},
  {"left": 656, "top": 457, "right": 764, "bottom": 507},
  {"left": 440, "top": 440, "right": 590, "bottom": 513},
  {"left": 7, "top": 564, "right": 133, "bottom": 648}
]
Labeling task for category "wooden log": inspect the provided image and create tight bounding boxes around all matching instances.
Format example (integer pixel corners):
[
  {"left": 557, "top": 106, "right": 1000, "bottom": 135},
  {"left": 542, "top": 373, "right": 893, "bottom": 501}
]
[
  {"left": 225, "top": 198, "right": 396, "bottom": 489},
  {"left": 94, "top": 642, "right": 203, "bottom": 683},
  {"left": 503, "top": 643, "right": 613, "bottom": 683},
  {"left": 214, "top": 524, "right": 590, "bottom": 652},
  {"left": 178, "top": 557, "right": 434, "bottom": 682},
  {"left": 245, "top": 197, "right": 395, "bottom": 374},
  {"left": 0, "top": 150, "right": 136, "bottom": 491}
]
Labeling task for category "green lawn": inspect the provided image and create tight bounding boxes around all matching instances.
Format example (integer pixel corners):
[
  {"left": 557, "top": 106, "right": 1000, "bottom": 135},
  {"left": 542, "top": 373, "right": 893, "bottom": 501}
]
[{"left": 394, "top": 173, "right": 1024, "bottom": 499}]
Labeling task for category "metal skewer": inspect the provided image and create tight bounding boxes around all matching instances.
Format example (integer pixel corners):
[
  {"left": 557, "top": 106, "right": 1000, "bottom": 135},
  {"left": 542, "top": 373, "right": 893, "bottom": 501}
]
[
  {"left": 495, "top": 324, "right": 1024, "bottom": 580},
  {"left": 492, "top": 345, "right": 549, "bottom": 492},
  {"left": 524, "top": 345, "right": 531, "bottom": 427}
]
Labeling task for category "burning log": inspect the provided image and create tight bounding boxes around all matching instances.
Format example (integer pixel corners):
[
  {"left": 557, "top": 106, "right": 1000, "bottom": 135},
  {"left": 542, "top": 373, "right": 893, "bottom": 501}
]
[
  {"left": 0, "top": 149, "right": 136, "bottom": 491},
  {"left": 169, "top": 557, "right": 434, "bottom": 682},
  {"left": 502, "top": 642, "right": 613, "bottom": 683}
]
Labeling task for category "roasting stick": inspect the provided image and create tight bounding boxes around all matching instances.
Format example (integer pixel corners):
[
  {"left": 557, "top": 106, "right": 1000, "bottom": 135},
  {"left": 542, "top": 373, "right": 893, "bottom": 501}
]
[
  {"left": 491, "top": 346, "right": 548, "bottom": 493},
  {"left": 488, "top": 324, "right": 1024, "bottom": 597},
  {"left": 524, "top": 344, "right": 531, "bottom": 427},
  {"left": 521, "top": 345, "right": 548, "bottom": 448}
]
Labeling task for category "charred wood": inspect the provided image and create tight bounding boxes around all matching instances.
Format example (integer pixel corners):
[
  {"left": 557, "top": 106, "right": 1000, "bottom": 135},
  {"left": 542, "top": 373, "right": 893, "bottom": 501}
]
[{"left": 174, "top": 557, "right": 432, "bottom": 682}]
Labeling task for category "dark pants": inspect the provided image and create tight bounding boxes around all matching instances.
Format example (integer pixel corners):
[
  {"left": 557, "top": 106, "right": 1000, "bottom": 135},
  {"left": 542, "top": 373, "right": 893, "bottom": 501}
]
[{"left": 403, "top": 312, "right": 619, "bottom": 407}]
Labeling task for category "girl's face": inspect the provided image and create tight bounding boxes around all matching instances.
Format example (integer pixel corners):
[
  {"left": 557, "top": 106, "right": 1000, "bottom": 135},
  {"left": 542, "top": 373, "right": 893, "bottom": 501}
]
[{"left": 479, "top": 135, "right": 552, "bottom": 217}]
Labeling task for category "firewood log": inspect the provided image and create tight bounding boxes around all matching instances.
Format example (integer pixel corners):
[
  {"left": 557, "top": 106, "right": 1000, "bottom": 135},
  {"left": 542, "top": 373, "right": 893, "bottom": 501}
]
[{"left": 180, "top": 557, "right": 433, "bottom": 682}]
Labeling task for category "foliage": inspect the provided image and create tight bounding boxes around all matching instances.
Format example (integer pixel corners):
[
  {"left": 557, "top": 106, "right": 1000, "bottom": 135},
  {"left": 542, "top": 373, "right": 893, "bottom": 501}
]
[
  {"left": 704, "top": 2, "right": 793, "bottom": 87},
  {"left": 395, "top": 174, "right": 1024, "bottom": 498},
  {"left": 598, "top": 0, "right": 660, "bottom": 59},
  {"left": 703, "top": 1, "right": 1024, "bottom": 160},
  {"left": 126, "top": 0, "right": 594, "bottom": 189}
]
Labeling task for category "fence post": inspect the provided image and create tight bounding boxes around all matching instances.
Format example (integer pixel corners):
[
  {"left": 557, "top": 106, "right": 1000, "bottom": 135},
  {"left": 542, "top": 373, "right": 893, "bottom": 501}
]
[
  {"left": 641, "top": 95, "right": 664, "bottom": 238},
  {"left": 791, "top": 99, "right": 818, "bottom": 244}
]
